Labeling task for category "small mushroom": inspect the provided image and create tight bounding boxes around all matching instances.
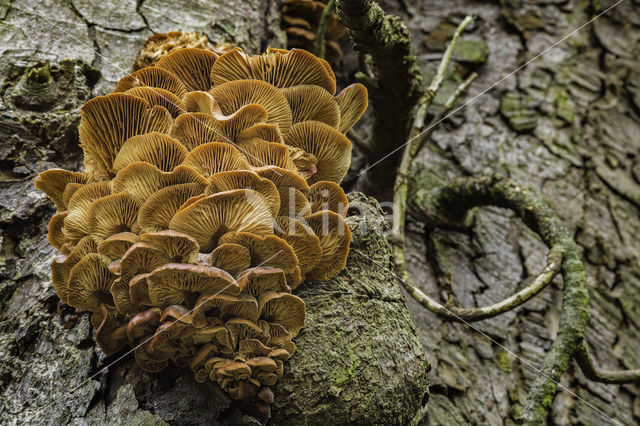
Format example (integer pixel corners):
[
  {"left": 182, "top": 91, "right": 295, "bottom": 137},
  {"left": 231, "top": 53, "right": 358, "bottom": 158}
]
[
  {"left": 63, "top": 181, "right": 112, "bottom": 241},
  {"left": 67, "top": 253, "right": 117, "bottom": 312},
  {"left": 304, "top": 210, "right": 351, "bottom": 281},
  {"left": 225, "top": 318, "right": 268, "bottom": 349},
  {"left": 237, "top": 123, "right": 284, "bottom": 144},
  {"left": 97, "top": 232, "right": 140, "bottom": 260},
  {"left": 252, "top": 165, "right": 310, "bottom": 193},
  {"left": 169, "top": 189, "right": 274, "bottom": 252},
  {"left": 128, "top": 273, "right": 152, "bottom": 307},
  {"left": 94, "top": 304, "right": 129, "bottom": 356},
  {"left": 136, "top": 183, "right": 207, "bottom": 233},
  {"left": 192, "top": 293, "right": 259, "bottom": 326},
  {"left": 218, "top": 232, "right": 300, "bottom": 288},
  {"left": 87, "top": 193, "right": 141, "bottom": 243},
  {"left": 266, "top": 322, "right": 296, "bottom": 358},
  {"left": 112, "top": 132, "right": 189, "bottom": 172},
  {"left": 334, "top": 83, "right": 368, "bottom": 134},
  {"left": 205, "top": 170, "right": 280, "bottom": 217},
  {"left": 124, "top": 86, "right": 186, "bottom": 118},
  {"left": 134, "top": 344, "right": 169, "bottom": 372},
  {"left": 207, "top": 243, "right": 252, "bottom": 277},
  {"left": 113, "top": 66, "right": 188, "bottom": 98},
  {"left": 51, "top": 236, "right": 98, "bottom": 303},
  {"left": 48, "top": 211, "right": 68, "bottom": 251},
  {"left": 258, "top": 292, "right": 305, "bottom": 337},
  {"left": 236, "top": 138, "right": 298, "bottom": 171},
  {"left": 181, "top": 142, "right": 252, "bottom": 178},
  {"left": 236, "top": 267, "right": 290, "bottom": 297},
  {"left": 119, "top": 242, "right": 171, "bottom": 281},
  {"left": 273, "top": 216, "right": 322, "bottom": 275},
  {"left": 280, "top": 84, "right": 340, "bottom": 127},
  {"left": 110, "top": 277, "right": 139, "bottom": 316},
  {"left": 156, "top": 47, "right": 218, "bottom": 92},
  {"left": 139, "top": 230, "right": 200, "bottom": 263},
  {"left": 147, "top": 263, "right": 239, "bottom": 307},
  {"left": 111, "top": 162, "right": 207, "bottom": 203},
  {"left": 127, "top": 307, "right": 162, "bottom": 342},
  {"left": 276, "top": 187, "right": 312, "bottom": 217},
  {"left": 307, "top": 181, "right": 348, "bottom": 216},
  {"left": 34, "top": 169, "right": 88, "bottom": 211},
  {"left": 182, "top": 90, "right": 217, "bottom": 114},
  {"left": 210, "top": 48, "right": 336, "bottom": 95},
  {"left": 238, "top": 338, "right": 272, "bottom": 358},
  {"left": 247, "top": 356, "right": 279, "bottom": 386},
  {"left": 78, "top": 93, "right": 172, "bottom": 178},
  {"left": 208, "top": 79, "right": 293, "bottom": 137},
  {"left": 284, "top": 120, "right": 352, "bottom": 184}
]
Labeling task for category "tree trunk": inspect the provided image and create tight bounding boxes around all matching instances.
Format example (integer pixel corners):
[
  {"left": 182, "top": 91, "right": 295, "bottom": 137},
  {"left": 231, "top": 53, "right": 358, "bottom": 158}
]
[{"left": 380, "top": 0, "right": 640, "bottom": 423}]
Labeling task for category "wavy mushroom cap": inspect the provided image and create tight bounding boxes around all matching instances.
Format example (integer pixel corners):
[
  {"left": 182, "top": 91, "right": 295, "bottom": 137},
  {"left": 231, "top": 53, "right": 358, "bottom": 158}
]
[
  {"left": 147, "top": 263, "right": 239, "bottom": 307},
  {"left": 335, "top": 83, "right": 369, "bottom": 134},
  {"left": 211, "top": 48, "right": 336, "bottom": 95},
  {"left": 169, "top": 189, "right": 274, "bottom": 252},
  {"left": 307, "top": 180, "right": 348, "bottom": 216},
  {"left": 97, "top": 232, "right": 140, "bottom": 260},
  {"left": 205, "top": 170, "right": 280, "bottom": 216},
  {"left": 79, "top": 93, "right": 172, "bottom": 178},
  {"left": 35, "top": 169, "right": 88, "bottom": 211},
  {"left": 67, "top": 253, "right": 117, "bottom": 311},
  {"left": 284, "top": 120, "right": 352, "bottom": 183},
  {"left": 48, "top": 211, "right": 68, "bottom": 251},
  {"left": 94, "top": 304, "right": 128, "bottom": 356},
  {"left": 236, "top": 267, "right": 290, "bottom": 297},
  {"left": 87, "top": 193, "right": 141, "bottom": 243},
  {"left": 277, "top": 187, "right": 312, "bottom": 217},
  {"left": 280, "top": 85, "right": 340, "bottom": 127},
  {"left": 51, "top": 236, "right": 97, "bottom": 303},
  {"left": 192, "top": 293, "right": 259, "bottom": 327},
  {"left": 181, "top": 142, "right": 252, "bottom": 178},
  {"left": 304, "top": 210, "right": 351, "bottom": 281},
  {"left": 112, "top": 132, "right": 189, "bottom": 173},
  {"left": 124, "top": 86, "right": 186, "bottom": 118},
  {"left": 237, "top": 123, "right": 284, "bottom": 144},
  {"left": 258, "top": 291, "right": 306, "bottom": 337},
  {"left": 208, "top": 79, "right": 292, "bottom": 137},
  {"left": 252, "top": 165, "right": 310, "bottom": 193},
  {"left": 139, "top": 230, "right": 200, "bottom": 263},
  {"left": 112, "top": 162, "right": 207, "bottom": 203},
  {"left": 63, "top": 181, "right": 112, "bottom": 241},
  {"left": 114, "top": 66, "right": 188, "bottom": 98},
  {"left": 273, "top": 216, "right": 321, "bottom": 275},
  {"left": 136, "top": 182, "right": 206, "bottom": 233},
  {"left": 207, "top": 243, "right": 252, "bottom": 277},
  {"left": 156, "top": 47, "right": 218, "bottom": 92},
  {"left": 119, "top": 241, "right": 171, "bottom": 282},
  {"left": 127, "top": 307, "right": 162, "bottom": 342}
]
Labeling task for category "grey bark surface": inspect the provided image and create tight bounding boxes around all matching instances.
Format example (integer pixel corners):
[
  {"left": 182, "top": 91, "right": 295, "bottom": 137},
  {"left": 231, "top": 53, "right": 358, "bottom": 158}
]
[
  {"left": 0, "top": 1, "right": 429, "bottom": 424},
  {"left": 355, "top": 0, "right": 640, "bottom": 424}
]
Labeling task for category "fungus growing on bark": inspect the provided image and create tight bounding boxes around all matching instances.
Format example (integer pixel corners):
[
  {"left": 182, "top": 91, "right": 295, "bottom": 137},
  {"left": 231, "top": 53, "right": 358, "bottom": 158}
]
[{"left": 35, "top": 45, "right": 367, "bottom": 402}]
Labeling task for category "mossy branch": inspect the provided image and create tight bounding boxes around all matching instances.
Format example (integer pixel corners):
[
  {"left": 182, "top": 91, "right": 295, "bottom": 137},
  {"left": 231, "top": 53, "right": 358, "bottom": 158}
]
[
  {"left": 335, "top": 0, "right": 424, "bottom": 190},
  {"left": 409, "top": 176, "right": 589, "bottom": 425},
  {"left": 575, "top": 340, "right": 640, "bottom": 384},
  {"left": 314, "top": 0, "right": 336, "bottom": 59},
  {"left": 400, "top": 245, "right": 563, "bottom": 322}
]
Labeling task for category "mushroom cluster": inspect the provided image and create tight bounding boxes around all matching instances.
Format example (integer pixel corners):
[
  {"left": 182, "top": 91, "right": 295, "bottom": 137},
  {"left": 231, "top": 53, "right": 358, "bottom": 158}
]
[
  {"left": 282, "top": 0, "right": 345, "bottom": 63},
  {"left": 36, "top": 46, "right": 367, "bottom": 401}
]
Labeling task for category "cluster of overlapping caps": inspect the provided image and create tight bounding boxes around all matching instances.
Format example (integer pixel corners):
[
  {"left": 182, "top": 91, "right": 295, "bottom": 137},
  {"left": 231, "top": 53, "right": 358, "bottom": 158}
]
[
  {"left": 35, "top": 46, "right": 367, "bottom": 400},
  {"left": 282, "top": 0, "right": 345, "bottom": 63}
]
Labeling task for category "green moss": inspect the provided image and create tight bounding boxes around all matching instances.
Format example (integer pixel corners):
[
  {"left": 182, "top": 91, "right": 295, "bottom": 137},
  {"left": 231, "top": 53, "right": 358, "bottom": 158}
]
[
  {"left": 500, "top": 91, "right": 538, "bottom": 132},
  {"left": 554, "top": 88, "right": 575, "bottom": 124},
  {"left": 496, "top": 349, "right": 512, "bottom": 372},
  {"left": 452, "top": 40, "right": 489, "bottom": 64}
]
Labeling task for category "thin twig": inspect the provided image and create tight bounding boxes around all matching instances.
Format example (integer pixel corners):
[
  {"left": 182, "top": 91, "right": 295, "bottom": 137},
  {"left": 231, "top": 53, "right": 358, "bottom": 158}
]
[
  {"left": 314, "top": 0, "right": 336, "bottom": 59},
  {"left": 400, "top": 245, "right": 564, "bottom": 322},
  {"left": 575, "top": 340, "right": 640, "bottom": 384}
]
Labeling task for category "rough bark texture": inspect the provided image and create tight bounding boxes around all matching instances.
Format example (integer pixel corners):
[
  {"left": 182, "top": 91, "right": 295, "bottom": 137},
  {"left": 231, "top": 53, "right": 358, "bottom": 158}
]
[
  {"left": 0, "top": 1, "right": 428, "bottom": 424},
  {"left": 368, "top": 0, "right": 640, "bottom": 424}
]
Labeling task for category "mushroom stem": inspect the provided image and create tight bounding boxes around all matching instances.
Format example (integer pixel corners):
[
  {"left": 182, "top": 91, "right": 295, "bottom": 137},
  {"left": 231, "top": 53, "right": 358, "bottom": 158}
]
[{"left": 113, "top": 325, "right": 128, "bottom": 341}]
